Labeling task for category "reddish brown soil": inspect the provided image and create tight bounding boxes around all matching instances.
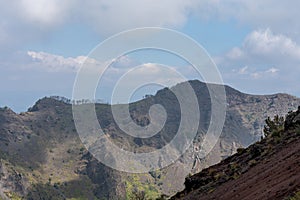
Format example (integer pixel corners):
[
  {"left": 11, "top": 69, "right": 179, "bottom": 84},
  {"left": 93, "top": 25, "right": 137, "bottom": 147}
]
[{"left": 173, "top": 135, "right": 300, "bottom": 200}]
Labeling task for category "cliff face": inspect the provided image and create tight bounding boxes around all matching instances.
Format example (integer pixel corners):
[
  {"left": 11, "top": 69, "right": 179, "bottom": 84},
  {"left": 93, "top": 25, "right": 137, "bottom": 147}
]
[
  {"left": 0, "top": 80, "right": 299, "bottom": 199},
  {"left": 172, "top": 107, "right": 300, "bottom": 200}
]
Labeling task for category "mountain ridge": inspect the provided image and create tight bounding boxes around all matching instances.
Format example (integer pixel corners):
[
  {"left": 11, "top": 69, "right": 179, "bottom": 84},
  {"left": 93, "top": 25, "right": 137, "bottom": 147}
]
[{"left": 0, "top": 79, "right": 299, "bottom": 199}]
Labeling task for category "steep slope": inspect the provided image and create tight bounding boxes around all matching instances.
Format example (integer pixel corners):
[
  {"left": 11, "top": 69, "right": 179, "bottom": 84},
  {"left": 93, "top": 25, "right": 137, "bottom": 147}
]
[
  {"left": 0, "top": 80, "right": 299, "bottom": 199},
  {"left": 0, "top": 98, "right": 137, "bottom": 200},
  {"left": 172, "top": 107, "right": 300, "bottom": 200}
]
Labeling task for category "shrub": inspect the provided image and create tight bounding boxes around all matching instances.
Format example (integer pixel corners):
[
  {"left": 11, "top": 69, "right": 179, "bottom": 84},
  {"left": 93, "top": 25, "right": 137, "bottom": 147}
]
[
  {"left": 263, "top": 115, "right": 284, "bottom": 138},
  {"left": 237, "top": 148, "right": 244, "bottom": 154}
]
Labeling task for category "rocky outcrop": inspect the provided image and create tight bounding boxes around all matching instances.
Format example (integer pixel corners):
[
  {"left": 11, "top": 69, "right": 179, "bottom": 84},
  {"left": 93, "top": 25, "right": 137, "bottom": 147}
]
[{"left": 0, "top": 160, "right": 28, "bottom": 199}]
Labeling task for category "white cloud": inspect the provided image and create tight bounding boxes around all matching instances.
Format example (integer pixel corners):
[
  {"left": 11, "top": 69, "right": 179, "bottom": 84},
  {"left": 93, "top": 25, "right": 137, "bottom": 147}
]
[
  {"left": 250, "top": 67, "right": 279, "bottom": 79},
  {"left": 131, "top": 63, "right": 185, "bottom": 83},
  {"left": 27, "top": 51, "right": 97, "bottom": 72},
  {"left": 227, "top": 47, "right": 244, "bottom": 60},
  {"left": 19, "top": 0, "right": 70, "bottom": 26},
  {"left": 97, "top": 61, "right": 188, "bottom": 103},
  {"left": 0, "top": 0, "right": 200, "bottom": 50},
  {"left": 77, "top": 0, "right": 198, "bottom": 35},
  {"left": 3, "top": 0, "right": 300, "bottom": 37},
  {"left": 266, "top": 67, "right": 279, "bottom": 74},
  {"left": 245, "top": 29, "right": 300, "bottom": 59},
  {"left": 226, "top": 29, "right": 300, "bottom": 62},
  {"left": 218, "top": 29, "right": 300, "bottom": 76},
  {"left": 235, "top": 65, "right": 279, "bottom": 79},
  {"left": 195, "top": 1, "right": 300, "bottom": 40},
  {"left": 1, "top": 0, "right": 300, "bottom": 54},
  {"left": 216, "top": 28, "right": 300, "bottom": 96},
  {"left": 2, "top": 0, "right": 300, "bottom": 99},
  {"left": 15, "top": 51, "right": 188, "bottom": 104},
  {"left": 101, "top": 60, "right": 189, "bottom": 86},
  {"left": 25, "top": 51, "right": 188, "bottom": 88},
  {"left": 238, "top": 66, "right": 248, "bottom": 74}
]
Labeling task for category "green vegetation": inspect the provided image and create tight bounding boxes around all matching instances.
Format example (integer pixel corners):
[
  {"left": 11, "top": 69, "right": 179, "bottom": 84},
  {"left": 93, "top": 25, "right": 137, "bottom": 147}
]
[
  {"left": 286, "top": 191, "right": 300, "bottom": 200},
  {"left": 263, "top": 115, "right": 284, "bottom": 138},
  {"left": 4, "top": 192, "right": 22, "bottom": 200},
  {"left": 125, "top": 174, "right": 160, "bottom": 200},
  {"left": 236, "top": 147, "right": 245, "bottom": 154}
]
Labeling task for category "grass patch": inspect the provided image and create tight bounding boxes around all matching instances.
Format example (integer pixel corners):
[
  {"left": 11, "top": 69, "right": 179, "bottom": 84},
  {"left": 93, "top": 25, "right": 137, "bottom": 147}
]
[{"left": 125, "top": 174, "right": 160, "bottom": 200}]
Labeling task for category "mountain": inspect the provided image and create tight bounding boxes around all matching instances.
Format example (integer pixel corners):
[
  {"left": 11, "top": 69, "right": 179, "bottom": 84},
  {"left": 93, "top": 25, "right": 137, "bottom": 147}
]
[
  {"left": 0, "top": 80, "right": 299, "bottom": 199},
  {"left": 171, "top": 107, "right": 300, "bottom": 200}
]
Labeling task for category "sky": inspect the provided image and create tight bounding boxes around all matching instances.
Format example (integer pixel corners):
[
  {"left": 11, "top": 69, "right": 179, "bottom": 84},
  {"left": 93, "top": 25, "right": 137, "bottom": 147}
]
[{"left": 1, "top": 0, "right": 300, "bottom": 112}]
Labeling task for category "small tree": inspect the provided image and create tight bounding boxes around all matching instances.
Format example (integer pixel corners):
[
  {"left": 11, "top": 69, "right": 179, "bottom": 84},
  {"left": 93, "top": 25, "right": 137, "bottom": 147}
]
[{"left": 263, "top": 115, "right": 284, "bottom": 137}]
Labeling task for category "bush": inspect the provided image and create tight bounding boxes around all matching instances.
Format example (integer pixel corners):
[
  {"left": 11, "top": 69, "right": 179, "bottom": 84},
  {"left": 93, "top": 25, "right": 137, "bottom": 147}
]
[
  {"left": 263, "top": 115, "right": 284, "bottom": 138},
  {"left": 237, "top": 148, "right": 244, "bottom": 154}
]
